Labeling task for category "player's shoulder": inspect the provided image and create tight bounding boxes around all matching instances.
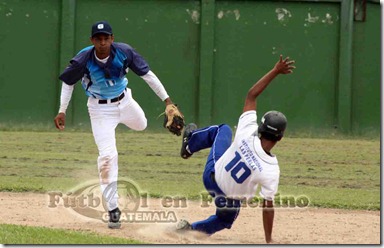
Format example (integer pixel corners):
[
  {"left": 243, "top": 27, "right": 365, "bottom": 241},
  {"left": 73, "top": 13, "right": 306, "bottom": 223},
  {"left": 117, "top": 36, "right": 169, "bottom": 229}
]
[
  {"left": 237, "top": 110, "right": 258, "bottom": 130},
  {"left": 113, "top": 42, "right": 134, "bottom": 53},
  {"left": 239, "top": 110, "right": 257, "bottom": 120},
  {"left": 72, "top": 46, "right": 93, "bottom": 64},
  {"left": 77, "top": 45, "right": 94, "bottom": 55}
]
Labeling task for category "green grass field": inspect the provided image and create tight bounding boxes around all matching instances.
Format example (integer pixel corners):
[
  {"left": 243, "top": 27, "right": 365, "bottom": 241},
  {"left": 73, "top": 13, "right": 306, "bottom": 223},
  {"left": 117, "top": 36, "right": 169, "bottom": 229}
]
[
  {"left": 0, "top": 129, "right": 380, "bottom": 243},
  {"left": 0, "top": 224, "right": 143, "bottom": 244}
]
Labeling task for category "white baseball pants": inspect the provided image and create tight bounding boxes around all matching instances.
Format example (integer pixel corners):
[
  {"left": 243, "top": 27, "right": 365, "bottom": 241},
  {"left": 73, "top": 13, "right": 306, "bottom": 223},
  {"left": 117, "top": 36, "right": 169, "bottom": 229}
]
[{"left": 87, "top": 88, "right": 147, "bottom": 211}]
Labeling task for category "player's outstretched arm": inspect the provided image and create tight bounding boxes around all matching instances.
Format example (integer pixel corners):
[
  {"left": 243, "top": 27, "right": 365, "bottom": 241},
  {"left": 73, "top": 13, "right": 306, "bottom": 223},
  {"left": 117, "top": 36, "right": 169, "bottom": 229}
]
[
  {"left": 243, "top": 55, "right": 295, "bottom": 113},
  {"left": 140, "top": 70, "right": 185, "bottom": 135},
  {"left": 262, "top": 199, "right": 275, "bottom": 243}
]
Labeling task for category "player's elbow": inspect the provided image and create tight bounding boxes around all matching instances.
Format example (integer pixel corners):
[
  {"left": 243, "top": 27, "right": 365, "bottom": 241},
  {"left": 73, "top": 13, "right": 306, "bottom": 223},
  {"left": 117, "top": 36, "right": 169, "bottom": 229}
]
[
  {"left": 246, "top": 88, "right": 261, "bottom": 100},
  {"left": 243, "top": 93, "right": 256, "bottom": 112},
  {"left": 244, "top": 91, "right": 258, "bottom": 107}
]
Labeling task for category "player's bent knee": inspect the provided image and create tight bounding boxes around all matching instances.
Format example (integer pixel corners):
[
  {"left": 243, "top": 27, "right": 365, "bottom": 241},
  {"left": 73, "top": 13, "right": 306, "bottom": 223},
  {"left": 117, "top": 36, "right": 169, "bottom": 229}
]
[
  {"left": 131, "top": 118, "right": 147, "bottom": 131},
  {"left": 219, "top": 124, "right": 232, "bottom": 135}
]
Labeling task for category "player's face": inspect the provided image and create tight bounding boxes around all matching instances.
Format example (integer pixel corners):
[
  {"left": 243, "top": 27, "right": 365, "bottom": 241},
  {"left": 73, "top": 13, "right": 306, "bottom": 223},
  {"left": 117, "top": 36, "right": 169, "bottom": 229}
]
[{"left": 91, "top": 34, "right": 114, "bottom": 59}]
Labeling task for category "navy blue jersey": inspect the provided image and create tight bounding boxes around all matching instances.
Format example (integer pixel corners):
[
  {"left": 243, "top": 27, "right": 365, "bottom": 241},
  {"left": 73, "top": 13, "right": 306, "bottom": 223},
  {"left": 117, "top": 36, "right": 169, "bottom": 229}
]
[{"left": 59, "top": 42, "right": 150, "bottom": 99}]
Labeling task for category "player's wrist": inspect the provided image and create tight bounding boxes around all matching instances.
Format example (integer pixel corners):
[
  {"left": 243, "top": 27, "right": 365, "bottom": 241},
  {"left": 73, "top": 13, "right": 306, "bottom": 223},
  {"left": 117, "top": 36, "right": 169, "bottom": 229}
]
[
  {"left": 58, "top": 109, "right": 66, "bottom": 115},
  {"left": 271, "top": 67, "right": 280, "bottom": 75},
  {"left": 164, "top": 97, "right": 173, "bottom": 105}
]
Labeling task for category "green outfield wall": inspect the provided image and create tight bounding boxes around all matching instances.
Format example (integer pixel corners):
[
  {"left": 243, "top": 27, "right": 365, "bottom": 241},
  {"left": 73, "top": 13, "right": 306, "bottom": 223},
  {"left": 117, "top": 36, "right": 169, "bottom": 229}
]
[{"left": 0, "top": 0, "right": 380, "bottom": 135}]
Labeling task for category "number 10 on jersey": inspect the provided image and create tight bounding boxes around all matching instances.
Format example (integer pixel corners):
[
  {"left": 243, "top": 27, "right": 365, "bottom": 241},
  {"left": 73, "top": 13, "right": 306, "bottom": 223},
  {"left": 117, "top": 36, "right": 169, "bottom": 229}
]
[{"left": 225, "top": 152, "right": 251, "bottom": 184}]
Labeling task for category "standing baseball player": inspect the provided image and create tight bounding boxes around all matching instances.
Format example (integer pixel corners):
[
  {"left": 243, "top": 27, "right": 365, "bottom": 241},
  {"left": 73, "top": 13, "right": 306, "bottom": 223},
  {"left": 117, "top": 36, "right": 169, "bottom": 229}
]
[
  {"left": 176, "top": 55, "right": 295, "bottom": 243},
  {"left": 54, "top": 21, "right": 184, "bottom": 229}
]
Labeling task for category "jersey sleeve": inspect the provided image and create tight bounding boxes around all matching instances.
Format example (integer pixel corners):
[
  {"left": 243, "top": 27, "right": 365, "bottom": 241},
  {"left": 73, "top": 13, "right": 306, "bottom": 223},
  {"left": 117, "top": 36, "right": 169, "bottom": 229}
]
[
  {"left": 234, "top": 110, "right": 258, "bottom": 141},
  {"left": 115, "top": 43, "right": 150, "bottom": 76},
  {"left": 259, "top": 173, "right": 280, "bottom": 201},
  {"left": 58, "top": 48, "right": 92, "bottom": 85},
  {"left": 59, "top": 61, "right": 85, "bottom": 85},
  {"left": 141, "top": 70, "right": 169, "bottom": 101}
]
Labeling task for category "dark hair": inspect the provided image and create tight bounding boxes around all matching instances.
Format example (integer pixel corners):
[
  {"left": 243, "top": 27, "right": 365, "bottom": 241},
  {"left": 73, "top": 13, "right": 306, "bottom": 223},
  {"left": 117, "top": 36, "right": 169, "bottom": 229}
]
[{"left": 259, "top": 131, "right": 281, "bottom": 142}]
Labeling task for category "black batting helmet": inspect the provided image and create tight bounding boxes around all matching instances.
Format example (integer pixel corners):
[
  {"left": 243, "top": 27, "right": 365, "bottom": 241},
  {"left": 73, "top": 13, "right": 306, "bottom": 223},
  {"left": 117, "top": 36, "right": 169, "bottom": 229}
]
[{"left": 258, "top": 111, "right": 287, "bottom": 141}]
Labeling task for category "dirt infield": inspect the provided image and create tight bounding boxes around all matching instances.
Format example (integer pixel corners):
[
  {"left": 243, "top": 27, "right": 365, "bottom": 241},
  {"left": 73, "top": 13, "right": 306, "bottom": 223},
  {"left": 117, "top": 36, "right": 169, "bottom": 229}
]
[{"left": 0, "top": 192, "right": 380, "bottom": 244}]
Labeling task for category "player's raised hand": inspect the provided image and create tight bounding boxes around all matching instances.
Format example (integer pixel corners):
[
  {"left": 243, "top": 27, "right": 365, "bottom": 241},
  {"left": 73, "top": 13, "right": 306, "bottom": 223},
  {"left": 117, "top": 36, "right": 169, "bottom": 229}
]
[
  {"left": 54, "top": 112, "right": 66, "bottom": 130},
  {"left": 273, "top": 54, "right": 295, "bottom": 74}
]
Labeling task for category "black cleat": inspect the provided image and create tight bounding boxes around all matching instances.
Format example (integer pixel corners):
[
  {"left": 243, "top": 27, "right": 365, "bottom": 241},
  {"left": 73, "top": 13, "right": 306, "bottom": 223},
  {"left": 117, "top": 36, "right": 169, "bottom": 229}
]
[
  {"left": 180, "top": 123, "right": 197, "bottom": 159},
  {"left": 108, "top": 207, "right": 121, "bottom": 229},
  {"left": 176, "top": 219, "right": 192, "bottom": 232}
]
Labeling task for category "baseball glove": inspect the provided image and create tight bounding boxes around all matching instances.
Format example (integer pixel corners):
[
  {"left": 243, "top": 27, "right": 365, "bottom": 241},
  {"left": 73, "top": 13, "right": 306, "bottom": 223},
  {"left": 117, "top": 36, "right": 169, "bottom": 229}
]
[{"left": 163, "top": 104, "right": 185, "bottom": 136}]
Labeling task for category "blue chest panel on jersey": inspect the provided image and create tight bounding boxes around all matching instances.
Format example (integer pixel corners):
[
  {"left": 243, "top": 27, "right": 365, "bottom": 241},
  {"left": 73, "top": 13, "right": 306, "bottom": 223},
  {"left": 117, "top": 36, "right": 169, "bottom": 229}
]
[
  {"left": 59, "top": 42, "right": 150, "bottom": 99},
  {"left": 82, "top": 46, "right": 127, "bottom": 99}
]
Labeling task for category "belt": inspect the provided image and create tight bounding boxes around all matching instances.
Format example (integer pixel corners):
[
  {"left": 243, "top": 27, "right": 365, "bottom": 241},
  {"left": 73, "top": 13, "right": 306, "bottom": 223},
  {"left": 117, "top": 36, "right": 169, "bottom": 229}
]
[{"left": 98, "top": 92, "right": 125, "bottom": 104}]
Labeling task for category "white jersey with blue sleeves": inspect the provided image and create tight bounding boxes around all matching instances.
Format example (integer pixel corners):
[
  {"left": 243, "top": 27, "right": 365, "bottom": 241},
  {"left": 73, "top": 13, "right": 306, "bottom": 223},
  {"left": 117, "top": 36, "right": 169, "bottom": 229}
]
[
  {"left": 214, "top": 110, "right": 280, "bottom": 201},
  {"left": 59, "top": 42, "right": 150, "bottom": 100}
]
